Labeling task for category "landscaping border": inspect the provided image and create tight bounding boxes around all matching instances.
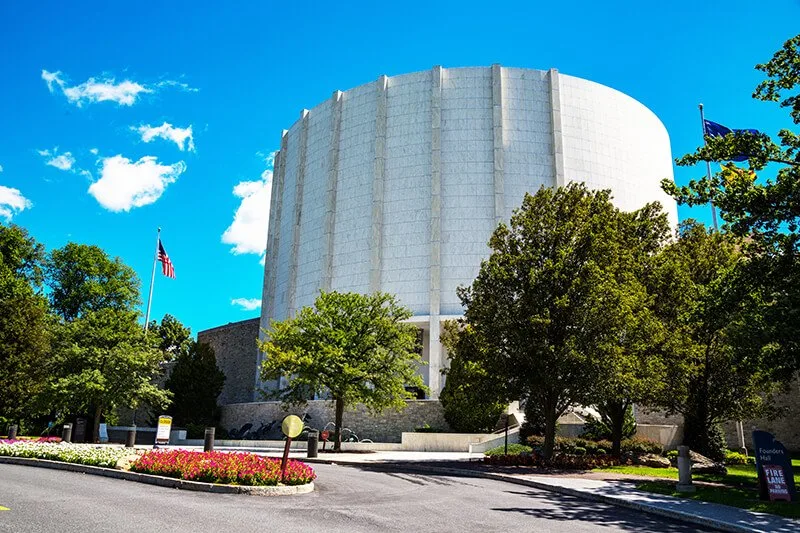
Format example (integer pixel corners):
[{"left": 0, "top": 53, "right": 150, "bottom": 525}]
[{"left": 0, "top": 456, "right": 314, "bottom": 496}]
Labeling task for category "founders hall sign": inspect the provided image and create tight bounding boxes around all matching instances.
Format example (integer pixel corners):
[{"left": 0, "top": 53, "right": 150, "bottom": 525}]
[{"left": 752, "top": 430, "right": 796, "bottom": 502}]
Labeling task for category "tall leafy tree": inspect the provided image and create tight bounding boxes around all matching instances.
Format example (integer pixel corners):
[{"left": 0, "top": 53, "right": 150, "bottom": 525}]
[
  {"left": 42, "top": 308, "right": 171, "bottom": 441},
  {"left": 458, "top": 184, "right": 666, "bottom": 459},
  {"left": 0, "top": 224, "right": 52, "bottom": 426},
  {"left": 46, "top": 243, "right": 140, "bottom": 321},
  {"left": 648, "top": 222, "right": 785, "bottom": 460},
  {"left": 590, "top": 204, "right": 670, "bottom": 457},
  {"left": 165, "top": 341, "right": 226, "bottom": 433},
  {"left": 663, "top": 34, "right": 800, "bottom": 374},
  {"left": 259, "top": 291, "right": 426, "bottom": 451}
]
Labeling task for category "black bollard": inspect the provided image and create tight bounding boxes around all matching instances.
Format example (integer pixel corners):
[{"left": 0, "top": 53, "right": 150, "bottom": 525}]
[
  {"left": 7, "top": 424, "right": 18, "bottom": 440},
  {"left": 62, "top": 423, "right": 73, "bottom": 443},
  {"left": 126, "top": 426, "right": 137, "bottom": 448},
  {"left": 307, "top": 430, "right": 319, "bottom": 458},
  {"left": 204, "top": 427, "right": 215, "bottom": 452}
]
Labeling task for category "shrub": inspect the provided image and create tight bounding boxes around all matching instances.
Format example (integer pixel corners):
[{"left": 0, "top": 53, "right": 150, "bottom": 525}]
[
  {"left": 525, "top": 436, "right": 615, "bottom": 457},
  {"left": 484, "top": 444, "right": 533, "bottom": 456},
  {"left": 131, "top": 450, "right": 316, "bottom": 486},
  {"left": 724, "top": 450, "right": 755, "bottom": 465},
  {"left": 483, "top": 450, "right": 618, "bottom": 469},
  {"left": 666, "top": 450, "right": 678, "bottom": 461},
  {"left": 620, "top": 437, "right": 662, "bottom": 455},
  {"left": 0, "top": 442, "right": 131, "bottom": 468}
]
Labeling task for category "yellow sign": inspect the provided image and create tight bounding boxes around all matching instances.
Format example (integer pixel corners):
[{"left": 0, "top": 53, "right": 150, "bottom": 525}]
[
  {"left": 155, "top": 415, "right": 173, "bottom": 443},
  {"left": 281, "top": 415, "right": 303, "bottom": 438}
]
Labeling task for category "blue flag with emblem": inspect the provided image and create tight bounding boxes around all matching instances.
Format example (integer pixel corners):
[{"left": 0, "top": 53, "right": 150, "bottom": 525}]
[{"left": 703, "top": 119, "right": 761, "bottom": 162}]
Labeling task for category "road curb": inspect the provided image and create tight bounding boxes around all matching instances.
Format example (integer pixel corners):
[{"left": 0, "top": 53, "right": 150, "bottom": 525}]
[
  {"left": 0, "top": 456, "right": 314, "bottom": 496},
  {"left": 320, "top": 461, "right": 777, "bottom": 533}
]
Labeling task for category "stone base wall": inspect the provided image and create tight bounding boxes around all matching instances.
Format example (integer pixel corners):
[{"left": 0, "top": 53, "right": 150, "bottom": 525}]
[
  {"left": 198, "top": 318, "right": 260, "bottom": 405},
  {"left": 635, "top": 380, "right": 800, "bottom": 451},
  {"left": 220, "top": 400, "right": 448, "bottom": 443}
]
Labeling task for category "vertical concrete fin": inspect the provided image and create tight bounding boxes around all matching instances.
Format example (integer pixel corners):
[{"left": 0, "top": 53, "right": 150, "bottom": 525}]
[
  {"left": 257, "top": 130, "right": 289, "bottom": 399},
  {"left": 549, "top": 68, "right": 566, "bottom": 187},
  {"left": 286, "top": 110, "right": 310, "bottom": 317},
  {"left": 492, "top": 64, "right": 505, "bottom": 223},
  {"left": 428, "top": 66, "right": 443, "bottom": 398},
  {"left": 369, "top": 75, "right": 389, "bottom": 293},
  {"left": 322, "top": 91, "right": 343, "bottom": 292}
]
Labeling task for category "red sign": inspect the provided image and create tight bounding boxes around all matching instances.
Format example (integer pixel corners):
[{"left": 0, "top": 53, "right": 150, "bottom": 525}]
[
  {"left": 321, "top": 430, "right": 330, "bottom": 442},
  {"left": 764, "top": 464, "right": 792, "bottom": 502}
]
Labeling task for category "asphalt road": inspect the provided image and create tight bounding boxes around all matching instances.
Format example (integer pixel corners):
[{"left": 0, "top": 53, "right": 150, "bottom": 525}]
[{"left": 0, "top": 463, "right": 715, "bottom": 533}]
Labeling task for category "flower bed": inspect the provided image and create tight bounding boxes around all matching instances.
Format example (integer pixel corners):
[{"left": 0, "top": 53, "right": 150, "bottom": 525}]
[
  {"left": 484, "top": 451, "right": 619, "bottom": 469},
  {"left": 130, "top": 450, "right": 316, "bottom": 486},
  {"left": 0, "top": 441, "right": 131, "bottom": 468}
]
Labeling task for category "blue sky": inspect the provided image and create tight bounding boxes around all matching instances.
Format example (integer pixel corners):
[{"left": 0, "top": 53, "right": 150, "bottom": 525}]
[{"left": 1, "top": 1, "right": 798, "bottom": 335}]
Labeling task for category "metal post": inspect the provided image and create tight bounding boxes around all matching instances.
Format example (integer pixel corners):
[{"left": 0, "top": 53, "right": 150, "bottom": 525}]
[
  {"left": 62, "top": 423, "right": 73, "bottom": 443},
  {"left": 143, "top": 227, "right": 161, "bottom": 332},
  {"left": 204, "top": 427, "right": 215, "bottom": 452},
  {"left": 280, "top": 438, "right": 292, "bottom": 482},
  {"left": 7, "top": 424, "right": 18, "bottom": 440},
  {"left": 698, "top": 104, "right": 719, "bottom": 232},
  {"left": 307, "top": 430, "right": 319, "bottom": 458},
  {"left": 126, "top": 426, "right": 137, "bottom": 448},
  {"left": 676, "top": 445, "right": 696, "bottom": 492}
]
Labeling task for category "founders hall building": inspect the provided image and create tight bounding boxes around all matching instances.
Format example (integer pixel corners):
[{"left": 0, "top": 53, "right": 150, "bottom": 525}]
[{"left": 199, "top": 65, "right": 678, "bottom": 417}]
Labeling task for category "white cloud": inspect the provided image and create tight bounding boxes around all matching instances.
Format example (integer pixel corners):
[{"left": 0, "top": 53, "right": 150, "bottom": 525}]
[
  {"left": 231, "top": 298, "right": 262, "bottom": 311},
  {"left": 0, "top": 164, "right": 3, "bottom": 172},
  {"left": 90, "top": 148, "right": 99, "bottom": 155},
  {"left": 221, "top": 168, "right": 272, "bottom": 258},
  {"left": 41, "top": 69, "right": 196, "bottom": 107},
  {"left": 134, "top": 122, "right": 195, "bottom": 151},
  {"left": 0, "top": 186, "right": 32, "bottom": 221},
  {"left": 89, "top": 155, "right": 185, "bottom": 212},
  {"left": 38, "top": 148, "right": 76, "bottom": 171}
]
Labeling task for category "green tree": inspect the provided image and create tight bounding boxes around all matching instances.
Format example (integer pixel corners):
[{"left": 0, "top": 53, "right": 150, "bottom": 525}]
[
  {"left": 150, "top": 314, "right": 193, "bottom": 360},
  {"left": 590, "top": 205, "right": 670, "bottom": 457},
  {"left": 439, "top": 320, "right": 505, "bottom": 433},
  {"left": 663, "top": 34, "right": 800, "bottom": 375},
  {"left": 46, "top": 243, "right": 140, "bottom": 321},
  {"left": 165, "top": 341, "right": 226, "bottom": 434},
  {"left": 42, "top": 308, "right": 171, "bottom": 441},
  {"left": 648, "top": 222, "right": 784, "bottom": 460},
  {"left": 259, "top": 291, "right": 426, "bottom": 451},
  {"left": 0, "top": 224, "right": 52, "bottom": 427},
  {"left": 458, "top": 184, "right": 666, "bottom": 459}
]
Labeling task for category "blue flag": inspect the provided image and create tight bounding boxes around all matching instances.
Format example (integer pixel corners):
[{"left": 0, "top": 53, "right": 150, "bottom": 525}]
[{"left": 703, "top": 119, "right": 761, "bottom": 162}]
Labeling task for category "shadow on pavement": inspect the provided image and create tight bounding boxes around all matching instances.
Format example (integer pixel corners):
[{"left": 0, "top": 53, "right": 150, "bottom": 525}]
[{"left": 494, "top": 489, "right": 715, "bottom": 532}]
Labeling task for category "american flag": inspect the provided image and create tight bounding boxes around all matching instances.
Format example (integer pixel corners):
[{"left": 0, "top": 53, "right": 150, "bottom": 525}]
[{"left": 158, "top": 240, "right": 175, "bottom": 279}]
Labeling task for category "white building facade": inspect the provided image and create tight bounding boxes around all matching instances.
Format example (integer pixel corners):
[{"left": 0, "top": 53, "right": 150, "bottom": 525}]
[{"left": 259, "top": 65, "right": 678, "bottom": 399}]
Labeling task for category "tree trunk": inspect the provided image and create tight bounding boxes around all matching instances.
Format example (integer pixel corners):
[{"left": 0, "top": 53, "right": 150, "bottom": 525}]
[
  {"left": 543, "top": 402, "right": 558, "bottom": 461},
  {"left": 609, "top": 401, "right": 625, "bottom": 459},
  {"left": 333, "top": 397, "right": 344, "bottom": 452},
  {"left": 93, "top": 405, "right": 103, "bottom": 443}
]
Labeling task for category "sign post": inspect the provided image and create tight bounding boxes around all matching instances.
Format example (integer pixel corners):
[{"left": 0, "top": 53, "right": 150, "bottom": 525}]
[
  {"left": 154, "top": 415, "right": 172, "bottom": 448},
  {"left": 280, "top": 415, "right": 304, "bottom": 483},
  {"left": 752, "top": 430, "right": 796, "bottom": 502}
]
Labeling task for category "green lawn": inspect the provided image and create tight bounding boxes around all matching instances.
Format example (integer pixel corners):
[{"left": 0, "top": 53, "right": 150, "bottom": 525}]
[{"left": 594, "top": 461, "right": 800, "bottom": 519}]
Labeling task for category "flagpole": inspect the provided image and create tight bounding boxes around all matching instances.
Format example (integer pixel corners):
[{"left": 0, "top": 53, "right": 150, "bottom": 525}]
[
  {"left": 144, "top": 227, "right": 161, "bottom": 332},
  {"left": 698, "top": 104, "right": 719, "bottom": 231}
]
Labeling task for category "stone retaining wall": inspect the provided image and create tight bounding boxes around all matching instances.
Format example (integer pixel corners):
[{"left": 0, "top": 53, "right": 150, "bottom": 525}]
[
  {"left": 198, "top": 318, "right": 260, "bottom": 405},
  {"left": 220, "top": 400, "right": 448, "bottom": 443}
]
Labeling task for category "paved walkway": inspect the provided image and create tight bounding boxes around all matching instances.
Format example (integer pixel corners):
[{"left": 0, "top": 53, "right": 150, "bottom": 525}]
[
  {"left": 162, "top": 446, "right": 799, "bottom": 532},
  {"left": 233, "top": 448, "right": 799, "bottom": 533}
]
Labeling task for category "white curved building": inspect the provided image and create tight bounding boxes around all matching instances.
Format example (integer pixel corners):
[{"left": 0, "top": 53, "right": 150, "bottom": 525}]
[{"left": 259, "top": 65, "right": 678, "bottom": 398}]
